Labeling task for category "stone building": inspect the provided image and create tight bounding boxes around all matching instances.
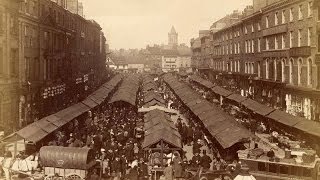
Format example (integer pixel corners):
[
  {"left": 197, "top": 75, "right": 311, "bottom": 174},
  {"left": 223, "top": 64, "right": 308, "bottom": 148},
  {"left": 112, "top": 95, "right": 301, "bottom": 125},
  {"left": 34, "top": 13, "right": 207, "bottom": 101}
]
[
  {"left": 0, "top": 0, "right": 20, "bottom": 132},
  {"left": 13, "top": 0, "right": 107, "bottom": 131},
  {"left": 192, "top": 0, "right": 320, "bottom": 121}
]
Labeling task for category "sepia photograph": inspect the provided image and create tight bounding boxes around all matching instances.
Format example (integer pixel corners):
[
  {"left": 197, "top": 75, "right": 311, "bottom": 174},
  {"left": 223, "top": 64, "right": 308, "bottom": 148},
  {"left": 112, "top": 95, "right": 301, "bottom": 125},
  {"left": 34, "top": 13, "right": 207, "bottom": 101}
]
[{"left": 0, "top": 0, "right": 319, "bottom": 179}]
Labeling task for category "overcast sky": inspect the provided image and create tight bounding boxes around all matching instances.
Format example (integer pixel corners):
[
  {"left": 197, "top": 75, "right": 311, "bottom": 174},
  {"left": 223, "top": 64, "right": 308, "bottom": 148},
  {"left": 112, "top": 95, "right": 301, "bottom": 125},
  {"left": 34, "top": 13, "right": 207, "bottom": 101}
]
[{"left": 82, "top": 0, "right": 252, "bottom": 49}]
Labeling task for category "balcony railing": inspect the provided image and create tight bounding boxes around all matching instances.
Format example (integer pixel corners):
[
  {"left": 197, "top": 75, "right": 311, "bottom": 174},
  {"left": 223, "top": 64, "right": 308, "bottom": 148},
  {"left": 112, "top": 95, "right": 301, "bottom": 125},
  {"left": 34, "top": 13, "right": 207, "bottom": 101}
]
[
  {"left": 262, "top": 24, "right": 288, "bottom": 37},
  {"left": 289, "top": 46, "right": 311, "bottom": 57},
  {"left": 261, "top": 49, "right": 289, "bottom": 58}
]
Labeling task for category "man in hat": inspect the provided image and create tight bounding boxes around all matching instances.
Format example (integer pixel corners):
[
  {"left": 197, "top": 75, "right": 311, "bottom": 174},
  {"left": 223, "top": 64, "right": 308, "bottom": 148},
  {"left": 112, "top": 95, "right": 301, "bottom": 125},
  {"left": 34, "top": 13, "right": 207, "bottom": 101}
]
[
  {"left": 191, "top": 152, "right": 201, "bottom": 168},
  {"left": 200, "top": 150, "right": 212, "bottom": 171},
  {"left": 193, "top": 139, "right": 202, "bottom": 154}
]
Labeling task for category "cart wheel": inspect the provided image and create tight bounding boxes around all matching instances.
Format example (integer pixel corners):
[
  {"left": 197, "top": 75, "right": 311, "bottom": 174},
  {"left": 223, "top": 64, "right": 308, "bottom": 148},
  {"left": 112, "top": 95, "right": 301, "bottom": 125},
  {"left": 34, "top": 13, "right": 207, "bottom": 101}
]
[
  {"left": 199, "top": 176, "right": 209, "bottom": 180},
  {"left": 65, "top": 173, "right": 83, "bottom": 180},
  {"left": 44, "top": 174, "right": 63, "bottom": 180}
]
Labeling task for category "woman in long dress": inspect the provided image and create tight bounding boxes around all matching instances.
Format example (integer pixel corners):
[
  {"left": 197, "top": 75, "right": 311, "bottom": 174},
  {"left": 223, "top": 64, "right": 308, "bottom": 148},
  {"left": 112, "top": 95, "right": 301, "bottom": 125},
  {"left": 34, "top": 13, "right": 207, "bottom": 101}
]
[{"left": 172, "top": 151, "right": 183, "bottom": 180}]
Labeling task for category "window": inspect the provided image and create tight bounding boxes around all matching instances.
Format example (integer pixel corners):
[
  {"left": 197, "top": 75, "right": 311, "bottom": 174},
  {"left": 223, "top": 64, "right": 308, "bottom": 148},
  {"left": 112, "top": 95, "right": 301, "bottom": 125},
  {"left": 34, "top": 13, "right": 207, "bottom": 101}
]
[
  {"left": 307, "top": 58, "right": 312, "bottom": 86},
  {"left": 245, "top": 62, "right": 248, "bottom": 73},
  {"left": 234, "top": 43, "right": 237, "bottom": 54},
  {"left": 238, "top": 60, "right": 240, "bottom": 72},
  {"left": 290, "top": 8, "right": 294, "bottom": 22},
  {"left": 282, "top": 10, "right": 286, "bottom": 24},
  {"left": 298, "top": 5, "right": 303, "bottom": 20},
  {"left": 248, "top": 40, "right": 251, "bottom": 53},
  {"left": 251, "top": 63, "right": 254, "bottom": 74},
  {"left": 275, "top": 12, "right": 279, "bottom": 25},
  {"left": 266, "top": 37, "right": 270, "bottom": 50},
  {"left": 231, "top": 61, "right": 233, "bottom": 72},
  {"left": 251, "top": 24, "right": 254, "bottom": 33},
  {"left": 289, "top": 59, "right": 293, "bottom": 84},
  {"left": 298, "top": 59, "right": 302, "bottom": 85},
  {"left": 266, "top": 16, "right": 269, "bottom": 28},
  {"left": 238, "top": 31, "right": 240, "bottom": 37},
  {"left": 0, "top": 48, "right": 3, "bottom": 74},
  {"left": 274, "top": 60, "right": 277, "bottom": 80},
  {"left": 275, "top": 36, "right": 279, "bottom": 49},
  {"left": 266, "top": 59, "right": 269, "bottom": 79},
  {"left": 258, "top": 22, "right": 261, "bottom": 31},
  {"left": 245, "top": 26, "right": 248, "bottom": 34},
  {"left": 226, "top": 45, "right": 229, "bottom": 54},
  {"left": 238, "top": 42, "right": 240, "bottom": 54},
  {"left": 258, "top": 61, "right": 261, "bottom": 77},
  {"left": 251, "top": 39, "right": 254, "bottom": 53},
  {"left": 308, "top": 27, "right": 312, "bottom": 46},
  {"left": 298, "top": 29, "right": 302, "bottom": 47},
  {"left": 222, "top": 46, "right": 224, "bottom": 55},
  {"left": 289, "top": 31, "right": 293, "bottom": 48},
  {"left": 245, "top": 41, "right": 247, "bottom": 53},
  {"left": 10, "top": 49, "right": 18, "bottom": 75},
  {"left": 258, "top": 38, "right": 261, "bottom": 52},
  {"left": 281, "top": 59, "right": 285, "bottom": 82},
  {"left": 282, "top": 35, "right": 286, "bottom": 49},
  {"left": 308, "top": 2, "right": 313, "bottom": 17}
]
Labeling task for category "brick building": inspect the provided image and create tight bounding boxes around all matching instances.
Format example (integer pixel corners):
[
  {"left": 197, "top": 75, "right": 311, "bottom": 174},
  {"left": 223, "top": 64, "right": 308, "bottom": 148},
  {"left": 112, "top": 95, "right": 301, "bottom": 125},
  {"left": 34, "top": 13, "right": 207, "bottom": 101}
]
[
  {"left": 192, "top": 0, "right": 320, "bottom": 121},
  {"left": 16, "top": 0, "right": 107, "bottom": 130},
  {"left": 0, "top": 0, "right": 20, "bottom": 132}
]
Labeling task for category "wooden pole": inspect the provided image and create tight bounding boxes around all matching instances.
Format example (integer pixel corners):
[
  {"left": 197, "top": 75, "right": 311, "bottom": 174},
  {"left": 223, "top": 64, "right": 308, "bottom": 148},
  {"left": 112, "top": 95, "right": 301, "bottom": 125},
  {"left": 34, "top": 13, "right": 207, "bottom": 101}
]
[{"left": 160, "top": 140, "right": 163, "bottom": 168}]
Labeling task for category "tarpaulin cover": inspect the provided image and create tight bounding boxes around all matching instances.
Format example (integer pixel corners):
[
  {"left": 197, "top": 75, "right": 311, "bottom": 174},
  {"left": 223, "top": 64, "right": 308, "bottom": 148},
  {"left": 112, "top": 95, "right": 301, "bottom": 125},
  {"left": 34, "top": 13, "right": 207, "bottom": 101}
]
[{"left": 39, "top": 146, "right": 95, "bottom": 169}]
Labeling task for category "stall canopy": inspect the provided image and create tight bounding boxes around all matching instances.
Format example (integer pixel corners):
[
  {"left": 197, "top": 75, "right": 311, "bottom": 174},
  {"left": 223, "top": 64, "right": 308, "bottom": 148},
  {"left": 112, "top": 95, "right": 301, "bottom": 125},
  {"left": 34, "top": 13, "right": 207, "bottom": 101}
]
[
  {"left": 226, "top": 93, "right": 247, "bottom": 103},
  {"left": 189, "top": 75, "right": 215, "bottom": 89},
  {"left": 84, "top": 74, "right": 123, "bottom": 106},
  {"left": 109, "top": 75, "right": 140, "bottom": 106},
  {"left": 163, "top": 74, "right": 253, "bottom": 149},
  {"left": 39, "top": 146, "right": 95, "bottom": 169},
  {"left": 241, "top": 99, "right": 275, "bottom": 116},
  {"left": 142, "top": 109, "right": 182, "bottom": 149},
  {"left": 267, "top": 110, "right": 320, "bottom": 138},
  {"left": 2, "top": 75, "right": 123, "bottom": 144}
]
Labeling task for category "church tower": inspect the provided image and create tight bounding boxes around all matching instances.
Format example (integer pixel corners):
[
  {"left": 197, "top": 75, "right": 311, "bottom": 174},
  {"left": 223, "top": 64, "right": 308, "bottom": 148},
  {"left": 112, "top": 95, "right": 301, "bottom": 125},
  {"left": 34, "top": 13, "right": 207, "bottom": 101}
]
[{"left": 168, "top": 26, "right": 178, "bottom": 48}]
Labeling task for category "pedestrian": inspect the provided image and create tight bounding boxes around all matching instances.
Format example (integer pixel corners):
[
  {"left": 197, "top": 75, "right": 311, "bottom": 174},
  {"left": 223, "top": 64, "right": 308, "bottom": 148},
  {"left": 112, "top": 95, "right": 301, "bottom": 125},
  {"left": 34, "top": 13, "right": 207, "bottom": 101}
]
[
  {"left": 172, "top": 151, "right": 183, "bottom": 180},
  {"left": 163, "top": 162, "right": 173, "bottom": 180},
  {"left": 200, "top": 150, "right": 212, "bottom": 171}
]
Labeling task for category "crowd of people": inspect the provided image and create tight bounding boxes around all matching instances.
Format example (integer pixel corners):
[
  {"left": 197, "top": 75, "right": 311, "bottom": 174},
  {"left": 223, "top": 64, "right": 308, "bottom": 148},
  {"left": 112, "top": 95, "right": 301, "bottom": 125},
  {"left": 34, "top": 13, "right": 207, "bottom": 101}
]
[{"left": 47, "top": 104, "right": 149, "bottom": 180}]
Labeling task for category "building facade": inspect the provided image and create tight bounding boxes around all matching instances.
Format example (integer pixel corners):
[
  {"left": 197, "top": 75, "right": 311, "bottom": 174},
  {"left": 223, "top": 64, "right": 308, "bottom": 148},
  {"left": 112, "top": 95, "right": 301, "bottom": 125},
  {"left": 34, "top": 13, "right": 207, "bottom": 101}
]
[
  {"left": 15, "top": 0, "right": 107, "bottom": 130},
  {"left": 0, "top": 0, "right": 20, "bottom": 132},
  {"left": 192, "top": 0, "right": 320, "bottom": 121}
]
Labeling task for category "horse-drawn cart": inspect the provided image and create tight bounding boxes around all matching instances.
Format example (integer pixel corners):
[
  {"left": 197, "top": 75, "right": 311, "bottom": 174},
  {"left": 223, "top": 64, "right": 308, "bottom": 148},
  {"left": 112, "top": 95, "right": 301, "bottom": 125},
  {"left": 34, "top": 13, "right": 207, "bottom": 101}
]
[{"left": 39, "top": 146, "right": 98, "bottom": 180}]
